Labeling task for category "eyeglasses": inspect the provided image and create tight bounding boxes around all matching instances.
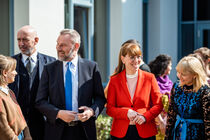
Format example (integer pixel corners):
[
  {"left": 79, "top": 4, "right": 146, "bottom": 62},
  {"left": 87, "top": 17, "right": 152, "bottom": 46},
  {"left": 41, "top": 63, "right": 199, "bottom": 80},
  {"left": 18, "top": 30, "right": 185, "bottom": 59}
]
[{"left": 129, "top": 56, "right": 141, "bottom": 61}]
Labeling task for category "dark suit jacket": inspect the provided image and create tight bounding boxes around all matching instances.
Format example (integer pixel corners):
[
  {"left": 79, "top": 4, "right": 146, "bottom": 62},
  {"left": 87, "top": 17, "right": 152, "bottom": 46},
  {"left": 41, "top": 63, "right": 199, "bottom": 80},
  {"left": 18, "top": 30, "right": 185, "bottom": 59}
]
[
  {"left": 8, "top": 53, "right": 55, "bottom": 139},
  {"left": 35, "top": 58, "right": 106, "bottom": 140},
  {"left": 9, "top": 53, "right": 56, "bottom": 97},
  {"left": 140, "top": 63, "right": 151, "bottom": 72}
]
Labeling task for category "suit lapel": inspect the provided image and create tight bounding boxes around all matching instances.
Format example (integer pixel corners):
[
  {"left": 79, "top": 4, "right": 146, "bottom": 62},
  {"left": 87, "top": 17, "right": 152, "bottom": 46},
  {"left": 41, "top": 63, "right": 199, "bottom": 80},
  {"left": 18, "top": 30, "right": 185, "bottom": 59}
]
[
  {"left": 133, "top": 69, "right": 144, "bottom": 103},
  {"left": 38, "top": 53, "right": 45, "bottom": 79},
  {"left": 57, "top": 60, "right": 66, "bottom": 104},
  {"left": 15, "top": 54, "right": 22, "bottom": 97},
  {"left": 77, "top": 57, "right": 83, "bottom": 103},
  {"left": 119, "top": 70, "right": 133, "bottom": 104}
]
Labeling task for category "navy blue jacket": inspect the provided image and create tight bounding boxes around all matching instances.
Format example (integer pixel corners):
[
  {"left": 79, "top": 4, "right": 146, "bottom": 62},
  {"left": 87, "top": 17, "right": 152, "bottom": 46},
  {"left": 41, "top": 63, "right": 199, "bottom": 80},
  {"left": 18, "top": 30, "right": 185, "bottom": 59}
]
[
  {"left": 9, "top": 53, "right": 55, "bottom": 140},
  {"left": 35, "top": 58, "right": 106, "bottom": 140}
]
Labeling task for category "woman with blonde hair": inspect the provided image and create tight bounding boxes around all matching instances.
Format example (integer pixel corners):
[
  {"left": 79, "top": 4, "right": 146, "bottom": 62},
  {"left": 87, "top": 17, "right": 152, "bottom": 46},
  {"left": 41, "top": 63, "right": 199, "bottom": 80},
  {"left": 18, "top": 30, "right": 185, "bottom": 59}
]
[
  {"left": 106, "top": 43, "right": 163, "bottom": 139},
  {"left": 165, "top": 56, "right": 209, "bottom": 140},
  {"left": 0, "top": 55, "right": 32, "bottom": 140}
]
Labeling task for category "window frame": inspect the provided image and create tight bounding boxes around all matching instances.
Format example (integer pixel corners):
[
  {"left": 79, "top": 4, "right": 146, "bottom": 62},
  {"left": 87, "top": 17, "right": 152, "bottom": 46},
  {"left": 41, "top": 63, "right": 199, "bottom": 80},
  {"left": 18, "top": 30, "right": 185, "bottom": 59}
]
[{"left": 65, "top": 0, "right": 94, "bottom": 60}]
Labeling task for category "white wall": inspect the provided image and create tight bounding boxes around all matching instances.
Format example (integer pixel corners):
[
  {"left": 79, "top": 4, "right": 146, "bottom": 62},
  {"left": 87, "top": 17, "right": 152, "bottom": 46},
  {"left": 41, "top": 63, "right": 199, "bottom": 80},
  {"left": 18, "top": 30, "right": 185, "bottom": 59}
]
[
  {"left": 14, "top": 0, "right": 65, "bottom": 58},
  {"left": 14, "top": 0, "right": 29, "bottom": 54},
  {"left": 110, "top": 0, "right": 143, "bottom": 74},
  {"left": 122, "top": 0, "right": 142, "bottom": 45},
  {"left": 160, "top": 0, "right": 178, "bottom": 82},
  {"left": 148, "top": 0, "right": 178, "bottom": 82},
  {"left": 148, "top": 0, "right": 160, "bottom": 57},
  {"left": 110, "top": 0, "right": 122, "bottom": 74}
]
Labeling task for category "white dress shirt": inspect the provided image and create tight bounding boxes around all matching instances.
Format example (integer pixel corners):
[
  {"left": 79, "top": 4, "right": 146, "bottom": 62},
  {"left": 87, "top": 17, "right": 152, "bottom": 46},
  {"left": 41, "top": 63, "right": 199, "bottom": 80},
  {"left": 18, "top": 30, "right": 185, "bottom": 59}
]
[
  {"left": 63, "top": 55, "right": 79, "bottom": 113},
  {"left": 21, "top": 51, "right": 37, "bottom": 68}
]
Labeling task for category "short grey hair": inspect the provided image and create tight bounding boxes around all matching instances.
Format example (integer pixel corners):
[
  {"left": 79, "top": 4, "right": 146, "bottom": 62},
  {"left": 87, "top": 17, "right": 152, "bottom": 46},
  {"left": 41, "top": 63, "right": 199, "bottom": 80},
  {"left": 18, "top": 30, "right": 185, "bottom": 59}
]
[{"left": 60, "top": 29, "right": 81, "bottom": 44}]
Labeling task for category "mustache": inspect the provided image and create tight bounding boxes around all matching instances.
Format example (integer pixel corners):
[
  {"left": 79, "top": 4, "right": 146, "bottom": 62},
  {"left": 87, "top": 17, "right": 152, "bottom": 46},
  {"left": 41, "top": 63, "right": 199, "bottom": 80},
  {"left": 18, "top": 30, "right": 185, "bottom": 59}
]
[
  {"left": 58, "top": 51, "right": 65, "bottom": 53},
  {"left": 19, "top": 46, "right": 27, "bottom": 49}
]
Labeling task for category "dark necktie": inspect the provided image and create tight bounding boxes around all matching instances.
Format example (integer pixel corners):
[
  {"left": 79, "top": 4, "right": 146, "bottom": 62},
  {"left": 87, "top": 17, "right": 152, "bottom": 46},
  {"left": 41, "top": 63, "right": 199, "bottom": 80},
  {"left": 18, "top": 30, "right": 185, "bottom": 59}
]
[
  {"left": 26, "top": 57, "right": 33, "bottom": 74},
  {"left": 65, "top": 62, "right": 72, "bottom": 110}
]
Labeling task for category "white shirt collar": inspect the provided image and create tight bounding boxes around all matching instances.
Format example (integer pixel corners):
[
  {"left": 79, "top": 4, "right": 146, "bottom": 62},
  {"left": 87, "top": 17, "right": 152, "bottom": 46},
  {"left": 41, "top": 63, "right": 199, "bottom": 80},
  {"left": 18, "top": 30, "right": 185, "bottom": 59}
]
[
  {"left": 0, "top": 86, "right": 9, "bottom": 95},
  {"left": 63, "top": 55, "right": 78, "bottom": 69},
  {"left": 22, "top": 51, "right": 38, "bottom": 63},
  {"left": 62, "top": 55, "right": 79, "bottom": 113},
  {"left": 126, "top": 71, "right": 138, "bottom": 78}
]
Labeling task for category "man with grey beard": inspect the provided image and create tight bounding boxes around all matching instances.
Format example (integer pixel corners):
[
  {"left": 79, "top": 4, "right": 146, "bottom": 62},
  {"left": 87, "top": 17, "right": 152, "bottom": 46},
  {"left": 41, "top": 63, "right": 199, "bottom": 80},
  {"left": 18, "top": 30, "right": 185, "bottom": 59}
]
[
  {"left": 35, "top": 29, "right": 106, "bottom": 140},
  {"left": 8, "top": 25, "right": 55, "bottom": 140}
]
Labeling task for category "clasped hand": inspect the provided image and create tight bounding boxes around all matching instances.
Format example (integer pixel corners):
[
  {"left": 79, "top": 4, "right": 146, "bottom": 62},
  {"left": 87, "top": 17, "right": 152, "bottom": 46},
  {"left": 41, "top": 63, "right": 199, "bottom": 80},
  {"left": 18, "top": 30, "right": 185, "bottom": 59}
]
[
  {"left": 77, "top": 106, "right": 94, "bottom": 122},
  {"left": 57, "top": 110, "right": 77, "bottom": 123},
  {"left": 57, "top": 106, "right": 94, "bottom": 123},
  {"left": 127, "top": 109, "right": 145, "bottom": 125}
]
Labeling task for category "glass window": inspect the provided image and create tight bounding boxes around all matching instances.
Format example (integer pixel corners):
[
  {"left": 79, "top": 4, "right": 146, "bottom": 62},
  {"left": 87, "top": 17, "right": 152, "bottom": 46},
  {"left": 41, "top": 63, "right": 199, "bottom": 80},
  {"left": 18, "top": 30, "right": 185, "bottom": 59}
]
[
  {"left": 181, "top": 24, "right": 194, "bottom": 56},
  {"left": 203, "top": 29, "right": 210, "bottom": 47},
  {"left": 197, "top": 0, "right": 210, "bottom": 20},
  {"left": 74, "top": 6, "right": 89, "bottom": 58},
  {"left": 182, "top": 0, "right": 194, "bottom": 21},
  {"left": 64, "top": 0, "right": 70, "bottom": 28},
  {"left": 143, "top": 1, "right": 148, "bottom": 63}
]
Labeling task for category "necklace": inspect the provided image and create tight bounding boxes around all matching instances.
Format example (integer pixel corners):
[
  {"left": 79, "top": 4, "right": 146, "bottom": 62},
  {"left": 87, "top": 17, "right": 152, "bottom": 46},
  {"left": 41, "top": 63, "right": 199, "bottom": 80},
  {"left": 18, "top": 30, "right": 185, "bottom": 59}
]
[{"left": 126, "top": 71, "right": 138, "bottom": 78}]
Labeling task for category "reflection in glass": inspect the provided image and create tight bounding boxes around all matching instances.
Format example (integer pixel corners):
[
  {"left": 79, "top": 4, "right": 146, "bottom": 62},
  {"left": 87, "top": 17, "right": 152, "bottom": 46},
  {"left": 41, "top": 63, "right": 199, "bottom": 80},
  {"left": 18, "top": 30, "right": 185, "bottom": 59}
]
[
  {"left": 197, "top": 0, "right": 210, "bottom": 20},
  {"left": 181, "top": 24, "right": 194, "bottom": 56},
  {"left": 203, "top": 30, "right": 210, "bottom": 48},
  {"left": 64, "top": 0, "right": 69, "bottom": 28},
  {"left": 143, "top": 1, "right": 148, "bottom": 62},
  {"left": 74, "top": 6, "right": 89, "bottom": 58},
  {"left": 182, "top": 0, "right": 194, "bottom": 21}
]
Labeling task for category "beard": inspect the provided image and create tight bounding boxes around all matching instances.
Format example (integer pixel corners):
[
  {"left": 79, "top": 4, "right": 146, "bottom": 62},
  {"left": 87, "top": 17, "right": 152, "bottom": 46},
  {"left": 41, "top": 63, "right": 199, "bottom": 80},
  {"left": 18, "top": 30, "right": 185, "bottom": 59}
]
[
  {"left": 19, "top": 45, "right": 35, "bottom": 56},
  {"left": 58, "top": 47, "right": 75, "bottom": 61}
]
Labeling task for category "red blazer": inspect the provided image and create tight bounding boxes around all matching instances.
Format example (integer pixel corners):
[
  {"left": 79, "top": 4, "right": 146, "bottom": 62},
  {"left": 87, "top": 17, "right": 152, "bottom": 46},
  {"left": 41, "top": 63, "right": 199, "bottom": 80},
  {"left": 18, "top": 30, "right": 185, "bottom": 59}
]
[{"left": 106, "top": 69, "right": 163, "bottom": 138}]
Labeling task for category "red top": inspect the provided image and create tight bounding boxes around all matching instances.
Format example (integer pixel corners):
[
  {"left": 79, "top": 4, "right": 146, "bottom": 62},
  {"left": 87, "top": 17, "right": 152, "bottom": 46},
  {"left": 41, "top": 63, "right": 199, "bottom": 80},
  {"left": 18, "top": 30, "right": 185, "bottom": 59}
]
[{"left": 106, "top": 69, "right": 163, "bottom": 138}]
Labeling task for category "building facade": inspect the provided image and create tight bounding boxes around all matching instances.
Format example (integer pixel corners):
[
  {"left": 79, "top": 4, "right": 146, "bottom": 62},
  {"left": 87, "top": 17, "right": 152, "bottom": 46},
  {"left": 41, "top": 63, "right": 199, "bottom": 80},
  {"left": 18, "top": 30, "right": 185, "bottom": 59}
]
[{"left": 0, "top": 0, "right": 209, "bottom": 84}]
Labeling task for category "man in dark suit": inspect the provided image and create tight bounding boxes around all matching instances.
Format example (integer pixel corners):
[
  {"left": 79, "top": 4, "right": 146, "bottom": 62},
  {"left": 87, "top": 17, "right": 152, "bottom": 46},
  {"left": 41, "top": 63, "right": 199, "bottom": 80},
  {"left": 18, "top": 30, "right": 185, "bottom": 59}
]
[
  {"left": 35, "top": 29, "right": 106, "bottom": 140},
  {"left": 8, "top": 25, "right": 56, "bottom": 140}
]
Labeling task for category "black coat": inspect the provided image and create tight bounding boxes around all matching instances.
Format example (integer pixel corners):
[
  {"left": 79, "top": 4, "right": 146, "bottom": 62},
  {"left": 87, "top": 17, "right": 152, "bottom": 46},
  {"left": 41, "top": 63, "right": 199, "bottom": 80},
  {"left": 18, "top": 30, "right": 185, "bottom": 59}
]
[
  {"left": 8, "top": 53, "right": 56, "bottom": 140},
  {"left": 35, "top": 58, "right": 106, "bottom": 140}
]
